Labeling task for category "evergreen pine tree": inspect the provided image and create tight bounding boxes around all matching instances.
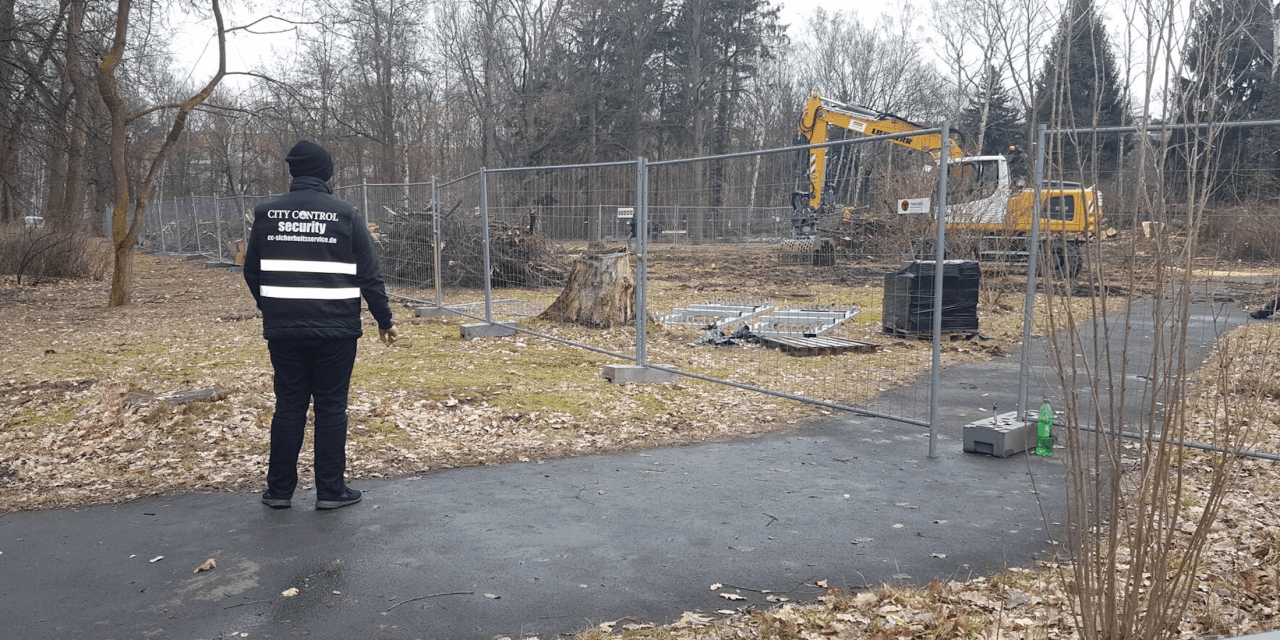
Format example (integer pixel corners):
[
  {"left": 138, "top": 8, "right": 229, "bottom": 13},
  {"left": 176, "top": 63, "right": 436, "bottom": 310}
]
[
  {"left": 1030, "top": 0, "right": 1129, "bottom": 177},
  {"left": 957, "top": 65, "right": 1025, "bottom": 163},
  {"left": 1174, "top": 0, "right": 1275, "bottom": 200},
  {"left": 1245, "top": 75, "right": 1280, "bottom": 198}
]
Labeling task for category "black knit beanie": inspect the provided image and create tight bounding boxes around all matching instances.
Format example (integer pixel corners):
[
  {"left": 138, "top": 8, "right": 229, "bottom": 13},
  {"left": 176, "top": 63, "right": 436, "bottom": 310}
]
[{"left": 285, "top": 139, "right": 334, "bottom": 181}]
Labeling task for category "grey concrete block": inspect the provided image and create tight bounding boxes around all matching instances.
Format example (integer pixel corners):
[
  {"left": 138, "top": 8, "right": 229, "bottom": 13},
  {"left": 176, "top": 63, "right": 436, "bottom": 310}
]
[
  {"left": 601, "top": 364, "right": 679, "bottom": 384},
  {"left": 963, "top": 411, "right": 1036, "bottom": 457},
  {"left": 416, "top": 306, "right": 462, "bottom": 318},
  {"left": 229, "top": 266, "right": 243, "bottom": 274},
  {"left": 205, "top": 262, "right": 235, "bottom": 269},
  {"left": 460, "top": 321, "right": 518, "bottom": 340},
  {"left": 184, "top": 254, "right": 205, "bottom": 261}
]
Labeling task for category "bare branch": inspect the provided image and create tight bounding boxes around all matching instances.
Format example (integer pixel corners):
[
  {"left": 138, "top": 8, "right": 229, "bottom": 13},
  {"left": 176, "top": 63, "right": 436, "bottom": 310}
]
[{"left": 227, "top": 13, "right": 320, "bottom": 35}]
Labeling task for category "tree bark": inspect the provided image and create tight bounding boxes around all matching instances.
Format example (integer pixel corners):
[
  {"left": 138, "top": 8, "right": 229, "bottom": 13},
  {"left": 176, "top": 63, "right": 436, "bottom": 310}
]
[{"left": 539, "top": 251, "right": 634, "bottom": 328}]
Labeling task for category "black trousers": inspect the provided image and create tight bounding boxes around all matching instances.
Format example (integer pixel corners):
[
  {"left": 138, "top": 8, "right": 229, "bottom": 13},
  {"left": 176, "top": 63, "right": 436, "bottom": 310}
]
[{"left": 265, "top": 338, "right": 358, "bottom": 500}]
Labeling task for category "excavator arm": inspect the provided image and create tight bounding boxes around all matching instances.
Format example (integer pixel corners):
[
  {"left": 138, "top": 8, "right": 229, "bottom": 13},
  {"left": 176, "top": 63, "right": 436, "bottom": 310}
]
[{"left": 796, "top": 91, "right": 965, "bottom": 213}]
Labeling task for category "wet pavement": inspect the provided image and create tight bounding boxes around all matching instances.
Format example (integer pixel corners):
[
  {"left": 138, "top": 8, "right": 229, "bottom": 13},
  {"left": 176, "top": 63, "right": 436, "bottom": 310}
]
[{"left": 0, "top": 295, "right": 1250, "bottom": 640}]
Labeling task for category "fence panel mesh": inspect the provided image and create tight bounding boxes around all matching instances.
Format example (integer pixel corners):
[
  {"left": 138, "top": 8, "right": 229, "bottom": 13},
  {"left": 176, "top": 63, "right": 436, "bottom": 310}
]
[
  {"left": 471, "top": 163, "right": 638, "bottom": 327},
  {"left": 191, "top": 196, "right": 215, "bottom": 260},
  {"left": 645, "top": 140, "right": 937, "bottom": 425},
  {"left": 333, "top": 183, "right": 438, "bottom": 300},
  {"left": 135, "top": 121, "right": 1280, "bottom": 440},
  {"left": 214, "top": 195, "right": 252, "bottom": 262}
]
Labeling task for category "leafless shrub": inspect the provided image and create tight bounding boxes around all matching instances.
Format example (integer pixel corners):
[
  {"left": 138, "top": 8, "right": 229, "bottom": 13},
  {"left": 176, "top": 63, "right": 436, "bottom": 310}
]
[
  {"left": 1199, "top": 204, "right": 1280, "bottom": 262},
  {"left": 1039, "top": 131, "right": 1269, "bottom": 640},
  {"left": 0, "top": 225, "right": 111, "bottom": 285}
]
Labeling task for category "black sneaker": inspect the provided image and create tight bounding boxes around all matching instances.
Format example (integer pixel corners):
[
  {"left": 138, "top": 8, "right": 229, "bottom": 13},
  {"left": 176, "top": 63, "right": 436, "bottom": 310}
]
[
  {"left": 316, "top": 487, "right": 362, "bottom": 510},
  {"left": 261, "top": 492, "right": 292, "bottom": 509}
]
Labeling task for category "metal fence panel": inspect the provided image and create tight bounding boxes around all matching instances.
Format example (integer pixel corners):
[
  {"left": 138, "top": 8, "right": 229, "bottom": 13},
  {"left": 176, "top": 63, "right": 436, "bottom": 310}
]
[
  {"left": 213, "top": 194, "right": 250, "bottom": 263},
  {"left": 334, "top": 182, "right": 438, "bottom": 299},
  {"left": 191, "top": 196, "right": 217, "bottom": 260},
  {"left": 1017, "top": 121, "right": 1280, "bottom": 416}
]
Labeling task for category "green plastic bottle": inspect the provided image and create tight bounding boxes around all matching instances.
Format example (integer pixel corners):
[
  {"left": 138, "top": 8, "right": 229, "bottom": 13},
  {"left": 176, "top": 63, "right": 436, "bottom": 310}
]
[{"left": 1036, "top": 401, "right": 1054, "bottom": 456}]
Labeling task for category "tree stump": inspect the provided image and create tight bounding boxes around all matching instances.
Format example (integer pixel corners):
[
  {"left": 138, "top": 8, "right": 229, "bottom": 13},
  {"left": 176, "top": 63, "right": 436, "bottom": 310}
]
[{"left": 539, "top": 251, "right": 634, "bottom": 328}]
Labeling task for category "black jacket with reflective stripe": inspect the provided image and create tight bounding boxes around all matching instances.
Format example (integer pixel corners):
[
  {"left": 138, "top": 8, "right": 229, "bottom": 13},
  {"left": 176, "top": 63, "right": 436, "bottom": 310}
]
[{"left": 243, "top": 177, "right": 393, "bottom": 340}]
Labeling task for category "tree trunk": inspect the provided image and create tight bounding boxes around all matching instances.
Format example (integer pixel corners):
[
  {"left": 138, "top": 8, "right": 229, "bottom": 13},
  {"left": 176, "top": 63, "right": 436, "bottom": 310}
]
[
  {"left": 0, "top": 0, "right": 16, "bottom": 223},
  {"left": 539, "top": 251, "right": 634, "bottom": 328},
  {"left": 108, "top": 239, "right": 133, "bottom": 307},
  {"left": 98, "top": 0, "right": 132, "bottom": 307}
]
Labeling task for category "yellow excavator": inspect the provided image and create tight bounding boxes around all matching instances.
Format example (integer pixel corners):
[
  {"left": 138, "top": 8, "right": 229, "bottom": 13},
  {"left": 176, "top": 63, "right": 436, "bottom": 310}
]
[{"left": 793, "top": 91, "right": 1104, "bottom": 276}]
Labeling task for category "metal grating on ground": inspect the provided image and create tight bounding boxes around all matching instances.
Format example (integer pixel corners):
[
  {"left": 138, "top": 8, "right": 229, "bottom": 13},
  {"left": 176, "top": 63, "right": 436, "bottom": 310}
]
[
  {"left": 659, "top": 301, "right": 774, "bottom": 329},
  {"left": 750, "top": 306, "right": 861, "bottom": 338}
]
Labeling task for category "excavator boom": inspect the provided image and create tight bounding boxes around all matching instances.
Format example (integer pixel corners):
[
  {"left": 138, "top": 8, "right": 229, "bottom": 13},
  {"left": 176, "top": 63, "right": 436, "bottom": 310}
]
[
  {"left": 797, "top": 92, "right": 964, "bottom": 213},
  {"left": 799, "top": 92, "right": 964, "bottom": 159}
]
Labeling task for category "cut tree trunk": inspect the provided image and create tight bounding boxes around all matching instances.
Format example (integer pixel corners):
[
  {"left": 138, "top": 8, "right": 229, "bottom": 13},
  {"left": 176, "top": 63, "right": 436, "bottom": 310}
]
[{"left": 539, "top": 251, "right": 634, "bottom": 328}]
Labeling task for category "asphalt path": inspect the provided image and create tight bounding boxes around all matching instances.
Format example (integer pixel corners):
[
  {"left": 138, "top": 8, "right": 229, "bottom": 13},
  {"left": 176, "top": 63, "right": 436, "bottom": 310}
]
[{"left": 0, "top": 292, "right": 1251, "bottom": 640}]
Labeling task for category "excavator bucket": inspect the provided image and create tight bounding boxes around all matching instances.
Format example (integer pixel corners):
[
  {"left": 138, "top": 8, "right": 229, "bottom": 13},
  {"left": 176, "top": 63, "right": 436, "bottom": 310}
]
[{"left": 778, "top": 237, "right": 836, "bottom": 267}]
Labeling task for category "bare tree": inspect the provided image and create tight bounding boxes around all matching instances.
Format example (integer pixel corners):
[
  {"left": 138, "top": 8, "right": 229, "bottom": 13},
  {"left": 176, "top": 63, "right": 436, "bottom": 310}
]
[
  {"left": 933, "top": 0, "right": 1012, "bottom": 151},
  {"left": 435, "top": 0, "right": 511, "bottom": 168},
  {"left": 931, "top": 0, "right": 1060, "bottom": 169},
  {"left": 508, "top": 0, "right": 577, "bottom": 166},
  {"left": 331, "top": 0, "right": 431, "bottom": 183},
  {"left": 0, "top": 0, "right": 12, "bottom": 222},
  {"left": 0, "top": 0, "right": 72, "bottom": 224},
  {"left": 96, "top": 0, "right": 227, "bottom": 306},
  {"left": 562, "top": 0, "right": 667, "bottom": 161},
  {"left": 798, "top": 5, "right": 952, "bottom": 120},
  {"left": 50, "top": 0, "right": 97, "bottom": 232}
]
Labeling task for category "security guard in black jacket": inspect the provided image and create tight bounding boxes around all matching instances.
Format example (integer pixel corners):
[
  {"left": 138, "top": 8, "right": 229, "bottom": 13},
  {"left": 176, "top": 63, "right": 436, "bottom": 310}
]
[{"left": 244, "top": 139, "right": 399, "bottom": 510}]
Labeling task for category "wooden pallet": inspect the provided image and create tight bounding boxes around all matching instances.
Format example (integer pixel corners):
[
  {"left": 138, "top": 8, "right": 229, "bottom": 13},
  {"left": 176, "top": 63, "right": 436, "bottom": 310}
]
[
  {"left": 882, "top": 327, "right": 979, "bottom": 341},
  {"left": 759, "top": 336, "right": 880, "bottom": 357}
]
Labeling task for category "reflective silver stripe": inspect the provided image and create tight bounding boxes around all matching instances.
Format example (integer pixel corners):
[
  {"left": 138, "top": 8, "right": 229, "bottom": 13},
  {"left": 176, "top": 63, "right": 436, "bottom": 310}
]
[
  {"left": 261, "top": 259, "right": 357, "bottom": 275},
  {"left": 261, "top": 285, "right": 361, "bottom": 300}
]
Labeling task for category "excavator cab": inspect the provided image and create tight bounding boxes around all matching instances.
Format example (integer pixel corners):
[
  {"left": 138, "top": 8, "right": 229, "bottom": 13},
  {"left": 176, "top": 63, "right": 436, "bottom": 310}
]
[{"left": 947, "top": 159, "right": 1001, "bottom": 204}]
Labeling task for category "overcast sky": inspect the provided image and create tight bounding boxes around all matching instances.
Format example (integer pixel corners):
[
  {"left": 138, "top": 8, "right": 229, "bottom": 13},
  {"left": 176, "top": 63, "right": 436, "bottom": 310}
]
[{"left": 172, "top": 0, "right": 892, "bottom": 84}]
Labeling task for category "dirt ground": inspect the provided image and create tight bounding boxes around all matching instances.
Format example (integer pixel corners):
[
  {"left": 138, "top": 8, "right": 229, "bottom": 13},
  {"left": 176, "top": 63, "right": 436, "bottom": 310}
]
[{"left": 3, "top": 237, "right": 1280, "bottom": 639}]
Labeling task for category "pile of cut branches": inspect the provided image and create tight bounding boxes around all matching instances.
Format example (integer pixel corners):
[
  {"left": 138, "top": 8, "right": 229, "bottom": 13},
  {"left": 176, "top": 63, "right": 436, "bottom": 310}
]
[{"left": 378, "top": 207, "right": 567, "bottom": 288}]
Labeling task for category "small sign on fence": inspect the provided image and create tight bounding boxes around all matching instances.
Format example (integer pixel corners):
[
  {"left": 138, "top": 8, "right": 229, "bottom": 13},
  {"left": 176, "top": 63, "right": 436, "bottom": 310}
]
[
  {"left": 617, "top": 207, "right": 634, "bottom": 219},
  {"left": 898, "top": 198, "right": 930, "bottom": 214}
]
